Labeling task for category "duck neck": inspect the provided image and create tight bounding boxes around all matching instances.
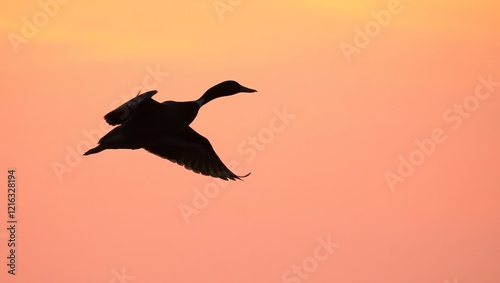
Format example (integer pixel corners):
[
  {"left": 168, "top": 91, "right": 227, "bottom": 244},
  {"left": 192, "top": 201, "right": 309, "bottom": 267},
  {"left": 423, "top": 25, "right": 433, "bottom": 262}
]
[{"left": 195, "top": 86, "right": 232, "bottom": 106}]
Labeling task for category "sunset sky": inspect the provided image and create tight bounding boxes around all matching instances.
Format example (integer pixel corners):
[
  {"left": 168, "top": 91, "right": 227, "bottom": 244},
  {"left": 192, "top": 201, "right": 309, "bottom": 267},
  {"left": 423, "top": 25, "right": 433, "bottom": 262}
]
[{"left": 1, "top": 1, "right": 500, "bottom": 282}]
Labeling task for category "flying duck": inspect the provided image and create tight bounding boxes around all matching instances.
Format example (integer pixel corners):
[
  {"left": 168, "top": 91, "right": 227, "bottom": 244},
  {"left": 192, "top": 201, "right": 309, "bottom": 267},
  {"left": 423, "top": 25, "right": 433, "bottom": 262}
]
[{"left": 83, "top": 80, "right": 257, "bottom": 180}]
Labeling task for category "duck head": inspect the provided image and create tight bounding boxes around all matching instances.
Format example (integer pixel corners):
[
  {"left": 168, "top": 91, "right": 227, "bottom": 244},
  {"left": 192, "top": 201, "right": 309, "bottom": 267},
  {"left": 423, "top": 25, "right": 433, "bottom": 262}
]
[{"left": 196, "top": 80, "right": 257, "bottom": 106}]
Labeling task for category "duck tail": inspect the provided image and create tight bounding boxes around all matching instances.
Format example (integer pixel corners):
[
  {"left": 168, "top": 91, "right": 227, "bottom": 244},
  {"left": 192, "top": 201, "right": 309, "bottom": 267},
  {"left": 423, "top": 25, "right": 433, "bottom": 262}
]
[{"left": 83, "top": 145, "right": 105, "bottom": 156}]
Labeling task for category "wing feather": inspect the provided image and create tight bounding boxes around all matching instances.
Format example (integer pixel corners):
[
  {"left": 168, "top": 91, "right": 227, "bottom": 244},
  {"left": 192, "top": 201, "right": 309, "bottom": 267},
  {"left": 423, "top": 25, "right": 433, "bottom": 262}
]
[
  {"left": 144, "top": 127, "right": 250, "bottom": 180},
  {"left": 104, "top": 90, "right": 159, "bottom": 125}
]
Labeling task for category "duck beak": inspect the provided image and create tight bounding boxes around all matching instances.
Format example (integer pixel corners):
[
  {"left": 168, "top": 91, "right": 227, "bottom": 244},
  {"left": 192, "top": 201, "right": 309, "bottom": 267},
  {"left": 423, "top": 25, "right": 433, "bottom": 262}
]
[{"left": 240, "top": 86, "right": 257, "bottom": 93}]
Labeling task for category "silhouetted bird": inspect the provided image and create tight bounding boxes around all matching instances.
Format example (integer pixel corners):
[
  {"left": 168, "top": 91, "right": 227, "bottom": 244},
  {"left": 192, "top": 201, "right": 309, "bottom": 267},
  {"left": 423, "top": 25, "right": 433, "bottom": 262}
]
[{"left": 83, "top": 80, "right": 257, "bottom": 180}]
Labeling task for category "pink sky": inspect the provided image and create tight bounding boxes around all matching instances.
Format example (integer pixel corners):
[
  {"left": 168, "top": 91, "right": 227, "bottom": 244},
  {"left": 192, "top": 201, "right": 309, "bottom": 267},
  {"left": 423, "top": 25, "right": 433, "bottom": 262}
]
[{"left": 1, "top": 1, "right": 500, "bottom": 282}]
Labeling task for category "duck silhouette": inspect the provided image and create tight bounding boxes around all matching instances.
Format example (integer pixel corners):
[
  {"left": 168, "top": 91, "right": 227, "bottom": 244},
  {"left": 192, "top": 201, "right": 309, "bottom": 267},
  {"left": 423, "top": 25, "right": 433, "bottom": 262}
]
[{"left": 83, "top": 80, "right": 257, "bottom": 180}]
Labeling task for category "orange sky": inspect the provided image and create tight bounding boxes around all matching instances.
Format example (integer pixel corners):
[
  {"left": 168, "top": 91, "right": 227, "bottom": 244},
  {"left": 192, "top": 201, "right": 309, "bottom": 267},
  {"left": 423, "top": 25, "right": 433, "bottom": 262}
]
[{"left": 1, "top": 1, "right": 500, "bottom": 282}]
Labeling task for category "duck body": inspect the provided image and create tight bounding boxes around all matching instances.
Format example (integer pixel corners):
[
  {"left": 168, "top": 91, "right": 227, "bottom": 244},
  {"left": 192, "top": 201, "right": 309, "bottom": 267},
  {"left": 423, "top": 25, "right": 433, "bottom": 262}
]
[
  {"left": 98, "top": 101, "right": 200, "bottom": 150},
  {"left": 83, "top": 80, "right": 257, "bottom": 180}
]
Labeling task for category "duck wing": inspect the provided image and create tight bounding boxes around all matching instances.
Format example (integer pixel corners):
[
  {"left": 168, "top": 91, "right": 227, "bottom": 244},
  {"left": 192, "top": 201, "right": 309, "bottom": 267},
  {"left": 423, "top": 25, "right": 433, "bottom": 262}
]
[
  {"left": 144, "top": 127, "right": 250, "bottom": 180},
  {"left": 104, "top": 90, "right": 160, "bottom": 125}
]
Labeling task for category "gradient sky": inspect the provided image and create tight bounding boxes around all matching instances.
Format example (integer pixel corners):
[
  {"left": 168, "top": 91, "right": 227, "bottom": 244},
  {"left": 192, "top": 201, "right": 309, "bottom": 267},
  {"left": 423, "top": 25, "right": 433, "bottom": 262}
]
[{"left": 1, "top": 1, "right": 500, "bottom": 282}]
